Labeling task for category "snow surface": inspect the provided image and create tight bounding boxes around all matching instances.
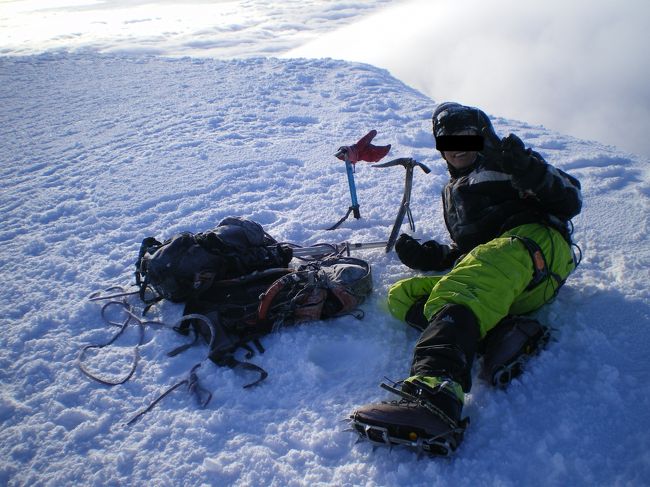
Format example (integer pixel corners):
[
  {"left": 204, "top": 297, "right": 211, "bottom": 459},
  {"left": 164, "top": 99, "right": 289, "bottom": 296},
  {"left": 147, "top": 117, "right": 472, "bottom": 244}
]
[{"left": 1, "top": 51, "right": 649, "bottom": 487}]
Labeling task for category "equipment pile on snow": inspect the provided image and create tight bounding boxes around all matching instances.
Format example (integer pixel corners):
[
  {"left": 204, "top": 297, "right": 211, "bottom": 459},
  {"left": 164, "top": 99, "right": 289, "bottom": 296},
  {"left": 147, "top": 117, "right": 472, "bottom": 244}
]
[{"left": 80, "top": 217, "right": 373, "bottom": 423}]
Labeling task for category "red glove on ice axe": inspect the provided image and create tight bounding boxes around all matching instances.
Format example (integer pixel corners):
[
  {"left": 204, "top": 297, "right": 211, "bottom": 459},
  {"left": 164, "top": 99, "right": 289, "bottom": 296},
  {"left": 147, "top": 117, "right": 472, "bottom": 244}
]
[{"left": 335, "top": 129, "right": 391, "bottom": 164}]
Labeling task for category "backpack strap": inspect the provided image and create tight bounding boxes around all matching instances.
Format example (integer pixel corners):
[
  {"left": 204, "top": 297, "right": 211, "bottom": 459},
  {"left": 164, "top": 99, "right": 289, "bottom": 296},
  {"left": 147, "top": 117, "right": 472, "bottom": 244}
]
[
  {"left": 213, "top": 354, "right": 269, "bottom": 388},
  {"left": 170, "top": 313, "right": 270, "bottom": 388},
  {"left": 135, "top": 237, "right": 165, "bottom": 309},
  {"left": 126, "top": 363, "right": 212, "bottom": 426},
  {"left": 78, "top": 298, "right": 164, "bottom": 386}
]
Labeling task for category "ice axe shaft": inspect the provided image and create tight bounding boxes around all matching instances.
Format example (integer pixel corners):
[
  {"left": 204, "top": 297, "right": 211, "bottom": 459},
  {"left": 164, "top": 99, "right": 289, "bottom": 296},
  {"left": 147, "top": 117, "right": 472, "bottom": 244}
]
[
  {"left": 291, "top": 240, "right": 391, "bottom": 259},
  {"left": 327, "top": 150, "right": 359, "bottom": 230},
  {"left": 372, "top": 157, "right": 431, "bottom": 252},
  {"left": 342, "top": 154, "right": 360, "bottom": 219}
]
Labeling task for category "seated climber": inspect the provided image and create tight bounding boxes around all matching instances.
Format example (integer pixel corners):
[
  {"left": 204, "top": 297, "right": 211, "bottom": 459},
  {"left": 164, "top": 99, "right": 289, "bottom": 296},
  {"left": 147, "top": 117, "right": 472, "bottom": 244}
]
[{"left": 350, "top": 102, "right": 582, "bottom": 456}]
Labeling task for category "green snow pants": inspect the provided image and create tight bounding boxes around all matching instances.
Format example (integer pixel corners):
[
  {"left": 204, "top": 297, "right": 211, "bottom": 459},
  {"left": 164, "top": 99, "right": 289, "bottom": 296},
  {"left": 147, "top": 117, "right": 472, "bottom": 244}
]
[{"left": 387, "top": 223, "right": 576, "bottom": 338}]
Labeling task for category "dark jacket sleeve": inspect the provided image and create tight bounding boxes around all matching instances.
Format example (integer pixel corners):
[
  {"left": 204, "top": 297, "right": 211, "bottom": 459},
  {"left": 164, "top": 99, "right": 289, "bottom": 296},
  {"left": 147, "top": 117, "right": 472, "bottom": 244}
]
[{"left": 511, "top": 151, "right": 582, "bottom": 221}]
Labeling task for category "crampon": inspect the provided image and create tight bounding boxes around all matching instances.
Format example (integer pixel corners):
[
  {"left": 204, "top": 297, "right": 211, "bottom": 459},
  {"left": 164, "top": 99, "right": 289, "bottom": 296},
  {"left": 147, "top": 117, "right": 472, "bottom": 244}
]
[
  {"left": 480, "top": 316, "right": 553, "bottom": 387},
  {"left": 349, "top": 379, "right": 468, "bottom": 457}
]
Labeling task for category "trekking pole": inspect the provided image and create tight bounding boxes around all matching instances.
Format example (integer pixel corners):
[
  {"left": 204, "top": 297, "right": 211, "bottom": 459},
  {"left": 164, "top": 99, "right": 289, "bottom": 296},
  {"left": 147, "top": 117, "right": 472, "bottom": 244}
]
[
  {"left": 372, "top": 157, "right": 431, "bottom": 253},
  {"left": 327, "top": 130, "right": 391, "bottom": 230}
]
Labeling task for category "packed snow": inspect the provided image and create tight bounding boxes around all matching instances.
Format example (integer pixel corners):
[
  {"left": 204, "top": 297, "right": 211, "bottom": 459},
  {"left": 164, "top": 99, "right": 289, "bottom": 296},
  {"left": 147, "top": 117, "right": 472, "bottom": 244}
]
[
  {"left": 2, "top": 51, "right": 649, "bottom": 487},
  {"left": 1, "top": 2, "right": 650, "bottom": 487}
]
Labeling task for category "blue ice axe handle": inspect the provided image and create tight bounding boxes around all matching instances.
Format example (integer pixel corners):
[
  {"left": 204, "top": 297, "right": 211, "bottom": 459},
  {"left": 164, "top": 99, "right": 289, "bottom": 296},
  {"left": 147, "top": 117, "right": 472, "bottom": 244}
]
[
  {"left": 327, "top": 150, "right": 361, "bottom": 230},
  {"left": 345, "top": 158, "right": 361, "bottom": 219}
]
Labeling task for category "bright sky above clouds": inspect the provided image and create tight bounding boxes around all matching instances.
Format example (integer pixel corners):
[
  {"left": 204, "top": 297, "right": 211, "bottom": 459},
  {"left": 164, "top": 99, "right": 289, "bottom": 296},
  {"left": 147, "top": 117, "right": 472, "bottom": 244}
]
[{"left": 1, "top": 0, "right": 649, "bottom": 159}]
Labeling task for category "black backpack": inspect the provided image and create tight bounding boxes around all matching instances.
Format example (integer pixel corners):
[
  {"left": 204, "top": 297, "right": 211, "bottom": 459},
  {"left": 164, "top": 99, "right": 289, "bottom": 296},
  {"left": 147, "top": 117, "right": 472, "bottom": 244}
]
[
  {"left": 174, "top": 255, "right": 373, "bottom": 386},
  {"left": 135, "top": 217, "right": 293, "bottom": 306},
  {"left": 134, "top": 216, "right": 373, "bottom": 385}
]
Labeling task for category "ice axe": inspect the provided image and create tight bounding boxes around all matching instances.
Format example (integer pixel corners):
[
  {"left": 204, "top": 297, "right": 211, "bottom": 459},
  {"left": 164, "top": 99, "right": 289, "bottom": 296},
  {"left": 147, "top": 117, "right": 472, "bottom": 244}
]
[
  {"left": 372, "top": 157, "right": 431, "bottom": 252},
  {"left": 327, "top": 130, "right": 391, "bottom": 230}
]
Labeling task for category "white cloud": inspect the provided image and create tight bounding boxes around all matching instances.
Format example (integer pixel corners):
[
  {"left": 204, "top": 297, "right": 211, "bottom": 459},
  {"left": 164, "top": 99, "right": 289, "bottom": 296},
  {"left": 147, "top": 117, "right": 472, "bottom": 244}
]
[
  {"left": 286, "top": 0, "right": 650, "bottom": 158},
  {"left": 2, "top": 0, "right": 648, "bottom": 157}
]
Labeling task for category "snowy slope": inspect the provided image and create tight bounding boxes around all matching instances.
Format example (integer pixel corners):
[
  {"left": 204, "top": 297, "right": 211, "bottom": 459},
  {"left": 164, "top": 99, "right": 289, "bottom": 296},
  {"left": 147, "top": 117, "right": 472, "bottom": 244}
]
[{"left": 1, "top": 53, "right": 649, "bottom": 486}]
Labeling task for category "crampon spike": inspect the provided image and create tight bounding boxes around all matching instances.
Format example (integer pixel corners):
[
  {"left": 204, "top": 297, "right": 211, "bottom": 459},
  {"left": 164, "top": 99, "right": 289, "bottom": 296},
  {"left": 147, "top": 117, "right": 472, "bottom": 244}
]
[{"left": 348, "top": 413, "right": 464, "bottom": 458}]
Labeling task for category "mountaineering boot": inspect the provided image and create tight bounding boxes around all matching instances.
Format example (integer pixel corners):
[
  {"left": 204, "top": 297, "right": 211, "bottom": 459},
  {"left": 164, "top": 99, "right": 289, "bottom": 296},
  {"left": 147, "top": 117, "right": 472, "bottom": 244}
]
[
  {"left": 349, "top": 304, "right": 478, "bottom": 456},
  {"left": 479, "top": 315, "right": 551, "bottom": 387},
  {"left": 350, "top": 376, "right": 467, "bottom": 456}
]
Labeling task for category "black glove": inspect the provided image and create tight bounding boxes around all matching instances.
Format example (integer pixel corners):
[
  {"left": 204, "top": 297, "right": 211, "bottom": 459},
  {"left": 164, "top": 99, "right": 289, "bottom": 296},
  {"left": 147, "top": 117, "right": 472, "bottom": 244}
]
[
  {"left": 499, "top": 133, "right": 532, "bottom": 175},
  {"left": 395, "top": 234, "right": 457, "bottom": 271}
]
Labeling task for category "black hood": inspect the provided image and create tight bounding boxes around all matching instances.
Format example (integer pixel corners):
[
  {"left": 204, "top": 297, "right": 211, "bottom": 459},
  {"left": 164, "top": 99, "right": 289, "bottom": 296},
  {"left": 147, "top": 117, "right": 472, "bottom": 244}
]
[{"left": 432, "top": 102, "right": 501, "bottom": 155}]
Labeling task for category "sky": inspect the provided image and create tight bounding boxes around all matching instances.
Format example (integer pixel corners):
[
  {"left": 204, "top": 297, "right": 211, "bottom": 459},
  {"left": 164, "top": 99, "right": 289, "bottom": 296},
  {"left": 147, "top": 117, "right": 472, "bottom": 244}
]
[{"left": 1, "top": 0, "right": 649, "bottom": 159}]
